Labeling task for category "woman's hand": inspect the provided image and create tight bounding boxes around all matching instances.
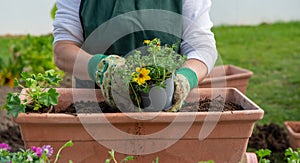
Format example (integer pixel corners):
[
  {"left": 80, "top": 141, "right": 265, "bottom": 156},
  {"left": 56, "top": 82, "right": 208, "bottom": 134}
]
[{"left": 168, "top": 74, "right": 190, "bottom": 112}]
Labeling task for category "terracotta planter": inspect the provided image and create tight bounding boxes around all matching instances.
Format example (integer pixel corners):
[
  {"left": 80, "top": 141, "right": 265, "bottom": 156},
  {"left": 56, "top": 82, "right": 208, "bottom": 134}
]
[
  {"left": 241, "top": 152, "right": 258, "bottom": 163},
  {"left": 284, "top": 121, "right": 300, "bottom": 149},
  {"left": 199, "top": 65, "right": 253, "bottom": 94},
  {"left": 14, "top": 88, "right": 263, "bottom": 163}
]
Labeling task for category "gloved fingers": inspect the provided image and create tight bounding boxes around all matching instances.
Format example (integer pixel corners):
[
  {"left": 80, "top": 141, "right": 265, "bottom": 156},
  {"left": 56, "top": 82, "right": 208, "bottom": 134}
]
[
  {"left": 110, "top": 73, "right": 141, "bottom": 112},
  {"left": 96, "top": 55, "right": 125, "bottom": 109},
  {"left": 167, "top": 74, "right": 190, "bottom": 112}
]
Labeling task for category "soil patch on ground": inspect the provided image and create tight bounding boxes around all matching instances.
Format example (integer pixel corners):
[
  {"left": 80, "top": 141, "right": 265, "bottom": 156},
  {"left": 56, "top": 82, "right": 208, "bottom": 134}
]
[
  {"left": 248, "top": 123, "right": 290, "bottom": 162},
  {"left": 248, "top": 123, "right": 290, "bottom": 152},
  {"left": 0, "top": 126, "right": 23, "bottom": 152}
]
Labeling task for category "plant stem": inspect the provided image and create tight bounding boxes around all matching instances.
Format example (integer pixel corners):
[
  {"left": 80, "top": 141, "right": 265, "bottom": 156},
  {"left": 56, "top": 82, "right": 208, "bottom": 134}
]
[{"left": 129, "top": 83, "right": 142, "bottom": 112}]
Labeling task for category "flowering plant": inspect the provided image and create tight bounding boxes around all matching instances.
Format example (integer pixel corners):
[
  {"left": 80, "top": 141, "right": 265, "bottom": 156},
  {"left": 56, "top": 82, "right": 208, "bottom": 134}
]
[
  {"left": 121, "top": 38, "right": 186, "bottom": 108},
  {"left": 0, "top": 140, "right": 73, "bottom": 163}
]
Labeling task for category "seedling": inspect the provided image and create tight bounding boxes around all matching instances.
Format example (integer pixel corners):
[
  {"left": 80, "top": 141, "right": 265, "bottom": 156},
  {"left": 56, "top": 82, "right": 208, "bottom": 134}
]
[{"left": 2, "top": 69, "right": 61, "bottom": 117}]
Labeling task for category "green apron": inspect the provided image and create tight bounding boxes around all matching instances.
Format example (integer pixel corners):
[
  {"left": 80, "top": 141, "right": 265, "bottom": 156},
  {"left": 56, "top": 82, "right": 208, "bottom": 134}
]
[{"left": 77, "top": 0, "right": 182, "bottom": 88}]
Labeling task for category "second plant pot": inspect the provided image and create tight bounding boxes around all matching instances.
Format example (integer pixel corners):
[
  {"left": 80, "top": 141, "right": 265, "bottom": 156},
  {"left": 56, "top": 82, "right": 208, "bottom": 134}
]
[
  {"left": 199, "top": 65, "right": 253, "bottom": 94},
  {"left": 284, "top": 121, "right": 300, "bottom": 149}
]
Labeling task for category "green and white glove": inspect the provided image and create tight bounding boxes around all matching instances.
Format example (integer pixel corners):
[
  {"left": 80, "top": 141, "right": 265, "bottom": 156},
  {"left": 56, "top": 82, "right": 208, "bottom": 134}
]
[
  {"left": 88, "top": 54, "right": 125, "bottom": 110},
  {"left": 168, "top": 67, "right": 198, "bottom": 112}
]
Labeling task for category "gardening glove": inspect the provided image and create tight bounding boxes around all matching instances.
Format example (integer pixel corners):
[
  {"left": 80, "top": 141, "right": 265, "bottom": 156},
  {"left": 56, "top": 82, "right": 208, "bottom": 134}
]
[
  {"left": 88, "top": 54, "right": 125, "bottom": 110},
  {"left": 167, "top": 68, "right": 198, "bottom": 112}
]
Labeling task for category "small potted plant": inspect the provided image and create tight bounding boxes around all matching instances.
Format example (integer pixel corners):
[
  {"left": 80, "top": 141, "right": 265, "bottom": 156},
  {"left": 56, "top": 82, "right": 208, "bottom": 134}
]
[
  {"left": 2, "top": 69, "right": 61, "bottom": 117},
  {"left": 120, "top": 38, "right": 186, "bottom": 111}
]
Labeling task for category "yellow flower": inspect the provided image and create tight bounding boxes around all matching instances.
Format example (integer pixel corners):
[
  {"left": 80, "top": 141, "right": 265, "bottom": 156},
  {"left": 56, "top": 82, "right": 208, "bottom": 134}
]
[
  {"left": 132, "top": 67, "right": 151, "bottom": 85},
  {"left": 143, "top": 40, "right": 150, "bottom": 44}
]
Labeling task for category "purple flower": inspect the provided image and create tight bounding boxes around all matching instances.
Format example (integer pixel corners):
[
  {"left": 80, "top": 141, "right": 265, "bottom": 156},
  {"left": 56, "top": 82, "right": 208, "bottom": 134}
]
[
  {"left": 31, "top": 146, "right": 43, "bottom": 157},
  {"left": 0, "top": 143, "right": 11, "bottom": 151},
  {"left": 42, "top": 145, "right": 53, "bottom": 157}
]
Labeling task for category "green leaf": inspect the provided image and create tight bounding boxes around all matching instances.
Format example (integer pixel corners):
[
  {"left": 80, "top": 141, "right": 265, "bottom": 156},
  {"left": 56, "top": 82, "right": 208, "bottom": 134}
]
[
  {"left": 152, "top": 157, "right": 159, "bottom": 163},
  {"left": 285, "top": 147, "right": 294, "bottom": 157},
  {"left": 39, "top": 88, "right": 60, "bottom": 106},
  {"left": 44, "top": 69, "right": 62, "bottom": 85},
  {"left": 33, "top": 103, "right": 41, "bottom": 111},
  {"left": 14, "top": 78, "right": 19, "bottom": 87},
  {"left": 285, "top": 147, "right": 300, "bottom": 162},
  {"left": 20, "top": 72, "right": 30, "bottom": 80},
  {"left": 3, "top": 93, "right": 26, "bottom": 117},
  {"left": 256, "top": 149, "right": 271, "bottom": 158},
  {"left": 25, "top": 78, "right": 37, "bottom": 90},
  {"left": 198, "top": 161, "right": 214, "bottom": 163},
  {"left": 121, "top": 156, "right": 134, "bottom": 162},
  {"left": 51, "top": 3, "right": 57, "bottom": 20},
  {"left": 35, "top": 73, "right": 44, "bottom": 82},
  {"left": 62, "top": 140, "right": 74, "bottom": 148},
  {"left": 54, "top": 140, "right": 73, "bottom": 163},
  {"left": 109, "top": 149, "right": 115, "bottom": 158}
]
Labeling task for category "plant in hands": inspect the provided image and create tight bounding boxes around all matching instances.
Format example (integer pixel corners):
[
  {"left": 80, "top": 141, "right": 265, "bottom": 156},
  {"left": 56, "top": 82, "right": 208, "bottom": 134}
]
[
  {"left": 121, "top": 38, "right": 186, "bottom": 109},
  {"left": 2, "top": 69, "right": 62, "bottom": 117},
  {"left": 0, "top": 140, "right": 73, "bottom": 163}
]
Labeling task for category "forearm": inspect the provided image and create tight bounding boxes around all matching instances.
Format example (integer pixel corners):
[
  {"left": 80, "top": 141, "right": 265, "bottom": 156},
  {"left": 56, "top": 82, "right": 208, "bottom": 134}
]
[
  {"left": 184, "top": 59, "right": 208, "bottom": 82},
  {"left": 53, "top": 41, "right": 92, "bottom": 80}
]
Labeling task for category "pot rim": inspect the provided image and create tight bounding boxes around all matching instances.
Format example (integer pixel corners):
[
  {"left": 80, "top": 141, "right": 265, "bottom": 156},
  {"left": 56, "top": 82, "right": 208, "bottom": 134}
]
[
  {"left": 284, "top": 121, "right": 300, "bottom": 137},
  {"left": 14, "top": 87, "right": 264, "bottom": 124},
  {"left": 201, "top": 64, "right": 253, "bottom": 84}
]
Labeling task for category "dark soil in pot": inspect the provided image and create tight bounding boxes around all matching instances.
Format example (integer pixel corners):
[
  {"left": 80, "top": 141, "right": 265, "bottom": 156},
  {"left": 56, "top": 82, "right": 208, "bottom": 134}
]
[{"left": 31, "top": 95, "right": 245, "bottom": 114}]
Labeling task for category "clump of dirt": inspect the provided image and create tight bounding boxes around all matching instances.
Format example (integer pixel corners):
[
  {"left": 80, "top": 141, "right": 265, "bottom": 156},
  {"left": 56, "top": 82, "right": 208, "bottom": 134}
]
[{"left": 248, "top": 123, "right": 290, "bottom": 152}]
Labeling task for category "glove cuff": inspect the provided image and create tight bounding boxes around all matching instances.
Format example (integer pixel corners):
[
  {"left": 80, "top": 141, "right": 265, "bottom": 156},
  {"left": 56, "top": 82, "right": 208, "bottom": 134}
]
[
  {"left": 176, "top": 68, "right": 198, "bottom": 90},
  {"left": 87, "top": 54, "right": 108, "bottom": 81}
]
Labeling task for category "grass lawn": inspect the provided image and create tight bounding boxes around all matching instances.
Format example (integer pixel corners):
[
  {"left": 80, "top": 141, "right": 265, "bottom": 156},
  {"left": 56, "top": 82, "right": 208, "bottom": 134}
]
[
  {"left": 212, "top": 21, "right": 300, "bottom": 125},
  {"left": 0, "top": 21, "right": 299, "bottom": 125}
]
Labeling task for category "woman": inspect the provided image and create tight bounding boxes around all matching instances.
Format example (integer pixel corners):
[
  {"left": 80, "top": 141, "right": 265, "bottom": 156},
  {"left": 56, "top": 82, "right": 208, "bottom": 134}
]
[{"left": 52, "top": 0, "right": 218, "bottom": 111}]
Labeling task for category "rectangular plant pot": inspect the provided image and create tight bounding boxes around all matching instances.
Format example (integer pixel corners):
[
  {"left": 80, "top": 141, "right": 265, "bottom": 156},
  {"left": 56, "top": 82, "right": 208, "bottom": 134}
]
[
  {"left": 199, "top": 65, "right": 253, "bottom": 94},
  {"left": 284, "top": 121, "right": 300, "bottom": 149},
  {"left": 15, "top": 88, "right": 263, "bottom": 163}
]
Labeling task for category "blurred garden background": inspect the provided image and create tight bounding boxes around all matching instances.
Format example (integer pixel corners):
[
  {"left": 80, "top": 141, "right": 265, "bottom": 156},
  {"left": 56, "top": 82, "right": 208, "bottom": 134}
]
[{"left": 0, "top": 0, "right": 300, "bottom": 162}]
